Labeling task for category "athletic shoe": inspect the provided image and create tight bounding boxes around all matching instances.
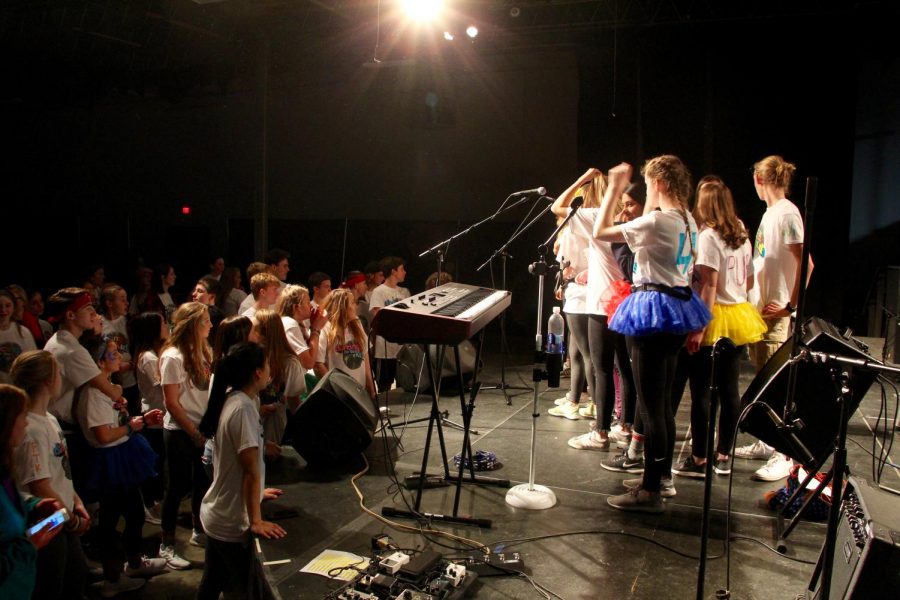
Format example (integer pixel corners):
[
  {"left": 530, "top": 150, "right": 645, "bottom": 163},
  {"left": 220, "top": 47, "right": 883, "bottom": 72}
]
[
  {"left": 554, "top": 395, "right": 571, "bottom": 406},
  {"left": 607, "top": 488, "right": 664, "bottom": 513},
  {"left": 567, "top": 431, "right": 610, "bottom": 451},
  {"left": 734, "top": 440, "right": 775, "bottom": 460},
  {"left": 578, "top": 403, "right": 596, "bottom": 419},
  {"left": 124, "top": 556, "right": 168, "bottom": 578},
  {"left": 158, "top": 544, "right": 191, "bottom": 570},
  {"left": 672, "top": 455, "right": 706, "bottom": 479},
  {"left": 144, "top": 503, "right": 162, "bottom": 525},
  {"left": 548, "top": 402, "right": 581, "bottom": 420},
  {"left": 714, "top": 457, "right": 732, "bottom": 476},
  {"left": 189, "top": 530, "right": 207, "bottom": 548},
  {"left": 98, "top": 575, "right": 145, "bottom": 598},
  {"left": 608, "top": 428, "right": 632, "bottom": 448},
  {"left": 601, "top": 451, "right": 644, "bottom": 473},
  {"left": 752, "top": 452, "right": 793, "bottom": 482},
  {"left": 623, "top": 477, "right": 677, "bottom": 498}
]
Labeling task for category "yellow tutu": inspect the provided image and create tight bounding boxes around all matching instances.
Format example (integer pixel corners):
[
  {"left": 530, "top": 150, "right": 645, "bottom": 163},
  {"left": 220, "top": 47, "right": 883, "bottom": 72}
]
[{"left": 701, "top": 302, "right": 767, "bottom": 347}]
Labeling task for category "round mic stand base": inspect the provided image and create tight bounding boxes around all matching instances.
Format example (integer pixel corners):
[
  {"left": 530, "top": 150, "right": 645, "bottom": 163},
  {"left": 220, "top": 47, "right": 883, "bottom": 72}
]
[{"left": 505, "top": 483, "right": 557, "bottom": 510}]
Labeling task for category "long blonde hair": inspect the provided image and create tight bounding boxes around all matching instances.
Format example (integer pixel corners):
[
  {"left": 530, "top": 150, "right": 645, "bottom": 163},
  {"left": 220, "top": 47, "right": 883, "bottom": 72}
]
[
  {"left": 161, "top": 302, "right": 211, "bottom": 388},
  {"left": 323, "top": 289, "right": 366, "bottom": 353},
  {"left": 254, "top": 309, "right": 300, "bottom": 387},
  {"left": 579, "top": 172, "right": 607, "bottom": 208}
]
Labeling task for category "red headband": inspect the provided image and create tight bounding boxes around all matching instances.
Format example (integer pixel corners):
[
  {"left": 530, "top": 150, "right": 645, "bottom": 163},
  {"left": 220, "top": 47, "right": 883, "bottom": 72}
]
[
  {"left": 48, "top": 293, "right": 93, "bottom": 324},
  {"left": 341, "top": 274, "right": 367, "bottom": 289}
]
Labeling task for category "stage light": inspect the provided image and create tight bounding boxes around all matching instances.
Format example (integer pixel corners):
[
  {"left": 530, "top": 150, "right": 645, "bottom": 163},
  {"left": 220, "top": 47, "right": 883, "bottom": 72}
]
[
  {"left": 443, "top": 31, "right": 454, "bottom": 41},
  {"left": 466, "top": 25, "right": 478, "bottom": 38},
  {"left": 401, "top": 0, "right": 443, "bottom": 22}
]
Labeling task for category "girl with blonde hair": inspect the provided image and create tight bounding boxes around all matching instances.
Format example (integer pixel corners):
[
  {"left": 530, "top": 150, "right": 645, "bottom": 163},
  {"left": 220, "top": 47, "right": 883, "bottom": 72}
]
[
  {"left": 314, "top": 288, "right": 376, "bottom": 400},
  {"left": 157, "top": 301, "right": 213, "bottom": 570},
  {"left": 276, "top": 284, "right": 327, "bottom": 371}
]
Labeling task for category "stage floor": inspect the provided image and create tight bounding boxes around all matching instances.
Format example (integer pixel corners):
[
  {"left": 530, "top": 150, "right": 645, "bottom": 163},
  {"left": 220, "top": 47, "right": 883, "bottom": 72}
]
[{"left": 132, "top": 334, "right": 900, "bottom": 600}]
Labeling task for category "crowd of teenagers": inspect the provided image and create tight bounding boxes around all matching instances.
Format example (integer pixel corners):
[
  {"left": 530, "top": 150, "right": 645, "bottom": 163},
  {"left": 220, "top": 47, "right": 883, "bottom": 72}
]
[
  {"left": 548, "top": 154, "right": 811, "bottom": 512},
  {"left": 0, "top": 250, "right": 420, "bottom": 598}
]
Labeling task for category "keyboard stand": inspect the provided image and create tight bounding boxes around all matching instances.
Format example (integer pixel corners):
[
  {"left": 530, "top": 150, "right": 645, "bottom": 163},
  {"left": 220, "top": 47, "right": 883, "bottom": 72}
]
[{"left": 381, "top": 329, "right": 509, "bottom": 528}]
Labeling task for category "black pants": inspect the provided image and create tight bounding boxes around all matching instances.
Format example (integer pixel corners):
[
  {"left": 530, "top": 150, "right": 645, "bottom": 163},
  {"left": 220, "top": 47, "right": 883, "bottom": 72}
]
[
  {"left": 197, "top": 536, "right": 273, "bottom": 600},
  {"left": 688, "top": 344, "right": 744, "bottom": 459},
  {"left": 614, "top": 332, "right": 636, "bottom": 425},
  {"left": 630, "top": 332, "right": 686, "bottom": 492},
  {"left": 565, "top": 312, "right": 592, "bottom": 402},
  {"left": 98, "top": 485, "right": 145, "bottom": 578},
  {"left": 140, "top": 427, "right": 165, "bottom": 507},
  {"left": 33, "top": 529, "right": 87, "bottom": 600},
  {"left": 587, "top": 315, "right": 618, "bottom": 432},
  {"left": 375, "top": 358, "right": 397, "bottom": 393},
  {"left": 162, "top": 429, "right": 210, "bottom": 534}
]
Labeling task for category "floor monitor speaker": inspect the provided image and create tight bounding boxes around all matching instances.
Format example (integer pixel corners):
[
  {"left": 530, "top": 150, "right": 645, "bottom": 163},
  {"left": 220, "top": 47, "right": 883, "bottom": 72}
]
[
  {"left": 290, "top": 369, "right": 377, "bottom": 467},
  {"left": 740, "top": 317, "right": 881, "bottom": 463}
]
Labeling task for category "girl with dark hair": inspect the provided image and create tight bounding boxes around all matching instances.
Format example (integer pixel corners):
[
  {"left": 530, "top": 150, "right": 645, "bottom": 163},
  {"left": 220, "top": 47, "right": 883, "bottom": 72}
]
[
  {"left": 137, "top": 263, "right": 177, "bottom": 323},
  {"left": 197, "top": 342, "right": 286, "bottom": 599},
  {"left": 130, "top": 311, "right": 170, "bottom": 523},
  {"left": 0, "top": 383, "right": 64, "bottom": 598}
]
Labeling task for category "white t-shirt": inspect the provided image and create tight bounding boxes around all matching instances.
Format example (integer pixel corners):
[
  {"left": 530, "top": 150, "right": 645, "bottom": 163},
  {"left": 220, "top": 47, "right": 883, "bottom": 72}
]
[
  {"left": 749, "top": 199, "right": 804, "bottom": 311},
  {"left": 369, "top": 284, "right": 410, "bottom": 358},
  {"left": 77, "top": 386, "right": 128, "bottom": 449},
  {"left": 695, "top": 227, "right": 754, "bottom": 305},
  {"left": 241, "top": 306, "right": 258, "bottom": 319},
  {"left": 221, "top": 288, "right": 247, "bottom": 318},
  {"left": 318, "top": 324, "right": 369, "bottom": 388},
  {"left": 137, "top": 351, "right": 165, "bottom": 429},
  {"left": 101, "top": 315, "right": 137, "bottom": 388},
  {"left": 571, "top": 207, "right": 625, "bottom": 315},
  {"left": 556, "top": 227, "right": 589, "bottom": 314},
  {"left": 14, "top": 412, "right": 77, "bottom": 511},
  {"left": 617, "top": 208, "right": 698, "bottom": 288},
  {"left": 281, "top": 316, "right": 310, "bottom": 357},
  {"left": 159, "top": 347, "right": 209, "bottom": 430},
  {"left": 0, "top": 323, "right": 37, "bottom": 381},
  {"left": 45, "top": 330, "right": 101, "bottom": 424},
  {"left": 200, "top": 390, "right": 264, "bottom": 543},
  {"left": 237, "top": 293, "right": 256, "bottom": 316}
]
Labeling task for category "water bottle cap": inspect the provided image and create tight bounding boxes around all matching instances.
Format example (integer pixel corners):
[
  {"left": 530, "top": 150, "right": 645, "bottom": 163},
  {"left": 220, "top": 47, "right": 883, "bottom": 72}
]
[{"left": 552, "top": 306, "right": 561, "bottom": 314}]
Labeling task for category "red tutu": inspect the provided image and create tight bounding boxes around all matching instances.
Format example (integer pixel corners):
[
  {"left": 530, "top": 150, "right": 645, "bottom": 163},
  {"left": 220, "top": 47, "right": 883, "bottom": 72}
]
[{"left": 604, "top": 280, "right": 632, "bottom": 319}]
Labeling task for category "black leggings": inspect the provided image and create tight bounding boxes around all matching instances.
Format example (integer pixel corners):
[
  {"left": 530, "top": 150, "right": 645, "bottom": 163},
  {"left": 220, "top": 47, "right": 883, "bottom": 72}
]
[
  {"left": 98, "top": 485, "right": 146, "bottom": 577},
  {"left": 140, "top": 427, "right": 165, "bottom": 507},
  {"left": 565, "top": 312, "right": 592, "bottom": 402},
  {"left": 162, "top": 429, "right": 210, "bottom": 534},
  {"left": 630, "top": 332, "right": 686, "bottom": 492},
  {"left": 614, "top": 332, "right": 636, "bottom": 425},
  {"left": 587, "top": 315, "right": 617, "bottom": 432},
  {"left": 197, "top": 536, "right": 272, "bottom": 600},
  {"left": 688, "top": 344, "right": 744, "bottom": 459}
]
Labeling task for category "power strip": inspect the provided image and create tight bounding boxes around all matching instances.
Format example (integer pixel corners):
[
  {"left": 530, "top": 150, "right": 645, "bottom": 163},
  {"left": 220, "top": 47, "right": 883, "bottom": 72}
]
[{"left": 461, "top": 551, "right": 524, "bottom": 577}]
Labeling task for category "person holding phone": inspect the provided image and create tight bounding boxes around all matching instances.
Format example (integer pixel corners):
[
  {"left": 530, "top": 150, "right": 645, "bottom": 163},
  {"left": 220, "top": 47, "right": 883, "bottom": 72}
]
[
  {"left": 0, "top": 383, "right": 64, "bottom": 598},
  {"left": 11, "top": 350, "right": 91, "bottom": 600}
]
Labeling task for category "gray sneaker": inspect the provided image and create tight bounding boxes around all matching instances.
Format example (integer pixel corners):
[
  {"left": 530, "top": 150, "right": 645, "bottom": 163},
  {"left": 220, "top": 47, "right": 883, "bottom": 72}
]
[
  {"left": 607, "top": 488, "right": 664, "bottom": 513},
  {"left": 623, "top": 477, "right": 677, "bottom": 498},
  {"left": 601, "top": 451, "right": 645, "bottom": 473},
  {"left": 98, "top": 575, "right": 145, "bottom": 598}
]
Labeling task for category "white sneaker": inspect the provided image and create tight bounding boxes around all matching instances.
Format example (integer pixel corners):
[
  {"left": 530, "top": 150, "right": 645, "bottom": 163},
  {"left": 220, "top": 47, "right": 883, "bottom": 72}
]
[
  {"left": 98, "top": 575, "right": 145, "bottom": 598},
  {"left": 158, "top": 544, "right": 191, "bottom": 570},
  {"left": 548, "top": 402, "right": 581, "bottom": 420},
  {"left": 567, "top": 431, "right": 610, "bottom": 451},
  {"left": 189, "top": 530, "right": 207, "bottom": 548},
  {"left": 578, "top": 403, "right": 596, "bottom": 419},
  {"left": 144, "top": 503, "right": 162, "bottom": 525},
  {"left": 752, "top": 452, "right": 793, "bottom": 482},
  {"left": 124, "top": 556, "right": 168, "bottom": 578},
  {"left": 553, "top": 395, "right": 572, "bottom": 406},
  {"left": 735, "top": 439, "right": 775, "bottom": 460},
  {"left": 608, "top": 428, "right": 632, "bottom": 448}
]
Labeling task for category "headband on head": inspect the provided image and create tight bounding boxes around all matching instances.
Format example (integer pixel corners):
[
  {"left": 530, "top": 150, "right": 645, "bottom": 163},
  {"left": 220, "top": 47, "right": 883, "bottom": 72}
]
[
  {"left": 47, "top": 293, "right": 93, "bottom": 324},
  {"left": 341, "top": 274, "right": 367, "bottom": 289}
]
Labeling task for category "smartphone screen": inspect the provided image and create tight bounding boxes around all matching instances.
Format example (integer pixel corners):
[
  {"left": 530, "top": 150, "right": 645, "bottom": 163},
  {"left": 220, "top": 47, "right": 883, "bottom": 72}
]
[{"left": 26, "top": 508, "right": 68, "bottom": 538}]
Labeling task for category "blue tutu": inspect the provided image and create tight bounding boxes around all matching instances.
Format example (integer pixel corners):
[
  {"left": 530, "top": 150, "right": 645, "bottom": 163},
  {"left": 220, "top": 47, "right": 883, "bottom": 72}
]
[
  {"left": 609, "top": 288, "right": 712, "bottom": 336},
  {"left": 83, "top": 434, "right": 158, "bottom": 496}
]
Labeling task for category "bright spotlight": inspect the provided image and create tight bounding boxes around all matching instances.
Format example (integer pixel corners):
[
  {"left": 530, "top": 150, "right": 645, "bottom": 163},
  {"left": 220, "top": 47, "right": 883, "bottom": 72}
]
[
  {"left": 466, "top": 25, "right": 479, "bottom": 38},
  {"left": 443, "top": 31, "right": 455, "bottom": 41},
  {"left": 401, "top": 0, "right": 443, "bottom": 22}
]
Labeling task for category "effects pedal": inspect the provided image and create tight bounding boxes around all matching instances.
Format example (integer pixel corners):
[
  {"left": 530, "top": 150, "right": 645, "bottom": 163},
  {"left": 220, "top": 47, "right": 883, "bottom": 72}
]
[
  {"left": 462, "top": 551, "right": 524, "bottom": 577},
  {"left": 403, "top": 474, "right": 448, "bottom": 490}
]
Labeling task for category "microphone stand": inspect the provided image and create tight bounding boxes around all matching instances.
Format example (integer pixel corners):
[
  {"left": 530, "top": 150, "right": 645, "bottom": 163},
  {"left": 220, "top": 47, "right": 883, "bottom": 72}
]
[{"left": 506, "top": 199, "right": 583, "bottom": 510}]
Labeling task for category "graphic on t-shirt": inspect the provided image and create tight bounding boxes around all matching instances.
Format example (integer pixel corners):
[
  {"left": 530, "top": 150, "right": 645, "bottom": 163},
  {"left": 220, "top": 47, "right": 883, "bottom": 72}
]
[
  {"left": 336, "top": 341, "right": 364, "bottom": 370},
  {"left": 676, "top": 232, "right": 697, "bottom": 276},
  {"left": 383, "top": 297, "right": 402, "bottom": 308},
  {"left": 105, "top": 332, "right": 129, "bottom": 356},
  {"left": 754, "top": 227, "right": 765, "bottom": 258},
  {"left": 259, "top": 380, "right": 286, "bottom": 406},
  {"left": 0, "top": 341, "right": 23, "bottom": 373},
  {"left": 53, "top": 434, "right": 73, "bottom": 481}
]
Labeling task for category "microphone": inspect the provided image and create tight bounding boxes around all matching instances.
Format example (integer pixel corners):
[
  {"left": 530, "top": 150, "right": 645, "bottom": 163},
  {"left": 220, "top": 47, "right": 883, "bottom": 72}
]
[
  {"left": 759, "top": 403, "right": 816, "bottom": 466},
  {"left": 511, "top": 186, "right": 547, "bottom": 198},
  {"left": 569, "top": 196, "right": 584, "bottom": 209}
]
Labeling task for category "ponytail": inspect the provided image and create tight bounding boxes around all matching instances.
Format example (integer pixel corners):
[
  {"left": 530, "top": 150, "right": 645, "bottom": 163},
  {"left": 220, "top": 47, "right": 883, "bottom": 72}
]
[{"left": 199, "top": 341, "right": 266, "bottom": 438}]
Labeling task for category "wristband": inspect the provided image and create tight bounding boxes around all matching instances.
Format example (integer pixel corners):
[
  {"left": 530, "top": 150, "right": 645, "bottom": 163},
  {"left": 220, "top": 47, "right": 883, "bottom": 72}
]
[
  {"left": 310, "top": 328, "right": 320, "bottom": 336},
  {"left": 785, "top": 302, "right": 796, "bottom": 314}
]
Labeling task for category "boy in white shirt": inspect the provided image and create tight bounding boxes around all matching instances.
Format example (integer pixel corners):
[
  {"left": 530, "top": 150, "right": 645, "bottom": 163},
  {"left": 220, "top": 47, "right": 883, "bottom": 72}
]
[{"left": 368, "top": 257, "right": 410, "bottom": 393}]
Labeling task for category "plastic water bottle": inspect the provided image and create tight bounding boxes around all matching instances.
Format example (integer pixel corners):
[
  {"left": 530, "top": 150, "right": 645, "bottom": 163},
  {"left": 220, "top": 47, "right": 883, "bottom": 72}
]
[{"left": 547, "top": 306, "right": 565, "bottom": 355}]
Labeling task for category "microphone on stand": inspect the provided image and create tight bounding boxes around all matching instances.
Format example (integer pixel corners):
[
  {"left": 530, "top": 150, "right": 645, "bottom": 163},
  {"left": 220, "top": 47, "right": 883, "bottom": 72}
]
[{"left": 511, "top": 186, "right": 547, "bottom": 198}]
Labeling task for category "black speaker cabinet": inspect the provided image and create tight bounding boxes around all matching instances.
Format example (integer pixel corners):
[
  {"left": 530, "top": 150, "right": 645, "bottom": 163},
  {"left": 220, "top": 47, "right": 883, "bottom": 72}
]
[
  {"left": 809, "top": 477, "right": 900, "bottom": 599},
  {"left": 290, "top": 369, "right": 377, "bottom": 467},
  {"left": 740, "top": 317, "right": 881, "bottom": 463}
]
